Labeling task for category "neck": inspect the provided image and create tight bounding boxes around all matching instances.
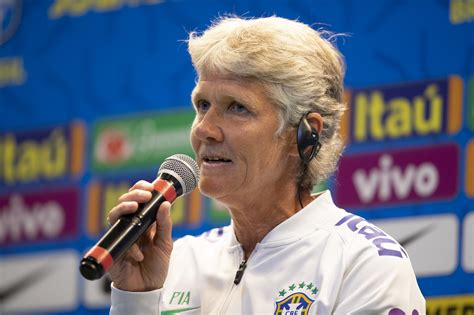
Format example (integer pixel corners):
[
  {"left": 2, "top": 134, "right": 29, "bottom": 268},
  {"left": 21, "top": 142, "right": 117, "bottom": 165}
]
[{"left": 228, "top": 188, "right": 313, "bottom": 259}]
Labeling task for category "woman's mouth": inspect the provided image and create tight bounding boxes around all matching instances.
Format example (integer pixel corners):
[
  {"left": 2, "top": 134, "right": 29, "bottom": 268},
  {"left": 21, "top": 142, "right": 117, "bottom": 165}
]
[
  {"left": 204, "top": 156, "right": 231, "bottom": 162},
  {"left": 202, "top": 156, "right": 233, "bottom": 166}
]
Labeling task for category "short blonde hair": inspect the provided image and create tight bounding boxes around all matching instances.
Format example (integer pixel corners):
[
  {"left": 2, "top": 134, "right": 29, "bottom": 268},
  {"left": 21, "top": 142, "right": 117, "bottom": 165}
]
[{"left": 188, "top": 16, "right": 346, "bottom": 190}]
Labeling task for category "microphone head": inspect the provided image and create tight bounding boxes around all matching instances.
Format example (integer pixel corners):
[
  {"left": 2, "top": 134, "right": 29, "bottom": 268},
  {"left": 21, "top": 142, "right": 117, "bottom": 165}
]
[{"left": 157, "top": 154, "right": 200, "bottom": 195}]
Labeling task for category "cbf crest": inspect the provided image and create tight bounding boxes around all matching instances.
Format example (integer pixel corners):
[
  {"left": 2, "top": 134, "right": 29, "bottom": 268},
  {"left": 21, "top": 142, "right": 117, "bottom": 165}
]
[{"left": 274, "top": 281, "right": 319, "bottom": 315}]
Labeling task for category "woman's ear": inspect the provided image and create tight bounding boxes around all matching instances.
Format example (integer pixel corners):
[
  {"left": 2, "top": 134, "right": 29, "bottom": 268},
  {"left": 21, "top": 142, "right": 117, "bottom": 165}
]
[{"left": 306, "top": 112, "right": 324, "bottom": 135}]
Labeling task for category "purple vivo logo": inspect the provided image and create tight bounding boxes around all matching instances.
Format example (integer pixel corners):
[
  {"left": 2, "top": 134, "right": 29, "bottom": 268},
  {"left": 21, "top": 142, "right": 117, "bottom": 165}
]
[
  {"left": 389, "top": 308, "right": 419, "bottom": 315},
  {"left": 0, "top": 187, "right": 79, "bottom": 245},
  {"left": 335, "top": 143, "right": 459, "bottom": 208}
]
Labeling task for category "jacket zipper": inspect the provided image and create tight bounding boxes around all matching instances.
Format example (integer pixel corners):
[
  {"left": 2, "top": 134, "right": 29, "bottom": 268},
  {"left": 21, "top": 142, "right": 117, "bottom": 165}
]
[
  {"left": 217, "top": 249, "right": 250, "bottom": 314},
  {"left": 233, "top": 259, "right": 247, "bottom": 285}
]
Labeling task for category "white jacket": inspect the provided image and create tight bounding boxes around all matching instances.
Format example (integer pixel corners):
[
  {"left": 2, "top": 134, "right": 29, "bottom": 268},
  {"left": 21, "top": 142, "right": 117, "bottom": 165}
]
[{"left": 110, "top": 191, "right": 425, "bottom": 314}]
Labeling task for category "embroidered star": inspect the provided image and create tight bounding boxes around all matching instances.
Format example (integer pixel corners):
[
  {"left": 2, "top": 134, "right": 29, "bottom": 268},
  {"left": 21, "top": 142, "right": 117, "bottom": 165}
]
[
  {"left": 287, "top": 303, "right": 300, "bottom": 312},
  {"left": 306, "top": 282, "right": 313, "bottom": 290},
  {"left": 279, "top": 289, "right": 287, "bottom": 297},
  {"left": 312, "top": 287, "right": 319, "bottom": 295},
  {"left": 288, "top": 284, "right": 296, "bottom": 291},
  {"left": 298, "top": 282, "right": 305, "bottom": 289}
]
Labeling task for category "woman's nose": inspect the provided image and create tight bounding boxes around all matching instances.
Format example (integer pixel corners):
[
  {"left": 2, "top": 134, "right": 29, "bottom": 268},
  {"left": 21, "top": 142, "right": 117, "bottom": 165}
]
[{"left": 191, "top": 110, "right": 224, "bottom": 143}]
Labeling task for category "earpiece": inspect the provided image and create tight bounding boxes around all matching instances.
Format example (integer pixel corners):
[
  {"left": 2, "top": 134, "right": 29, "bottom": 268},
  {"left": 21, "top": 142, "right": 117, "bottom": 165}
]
[{"left": 297, "top": 114, "right": 321, "bottom": 164}]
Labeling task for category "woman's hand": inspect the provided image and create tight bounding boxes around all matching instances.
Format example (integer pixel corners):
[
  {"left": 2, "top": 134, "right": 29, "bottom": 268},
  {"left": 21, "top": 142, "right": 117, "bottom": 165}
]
[{"left": 107, "top": 180, "right": 173, "bottom": 292}]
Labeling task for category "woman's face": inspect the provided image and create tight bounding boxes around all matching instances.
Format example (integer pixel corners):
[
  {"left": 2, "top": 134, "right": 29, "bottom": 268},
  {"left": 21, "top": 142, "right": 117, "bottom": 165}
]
[{"left": 190, "top": 75, "right": 295, "bottom": 206}]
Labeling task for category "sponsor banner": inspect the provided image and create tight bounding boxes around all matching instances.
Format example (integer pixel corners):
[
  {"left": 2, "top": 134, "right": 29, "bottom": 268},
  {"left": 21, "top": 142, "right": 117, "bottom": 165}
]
[
  {"left": 341, "top": 76, "right": 463, "bottom": 143},
  {"left": 469, "top": 76, "right": 474, "bottom": 131},
  {"left": 86, "top": 176, "right": 202, "bottom": 237},
  {"left": 426, "top": 294, "right": 474, "bottom": 315},
  {"left": 48, "top": 0, "right": 163, "bottom": 19},
  {"left": 0, "top": 187, "right": 79, "bottom": 245},
  {"left": 451, "top": 0, "right": 474, "bottom": 24},
  {"left": 0, "top": 121, "right": 85, "bottom": 187},
  {"left": 0, "top": 56, "right": 26, "bottom": 87},
  {"left": 373, "top": 214, "right": 458, "bottom": 277},
  {"left": 0, "top": 250, "right": 79, "bottom": 313},
  {"left": 91, "top": 110, "right": 195, "bottom": 173},
  {"left": 83, "top": 274, "right": 112, "bottom": 308},
  {"left": 335, "top": 143, "right": 459, "bottom": 208},
  {"left": 467, "top": 139, "right": 474, "bottom": 197},
  {"left": 462, "top": 211, "right": 474, "bottom": 272}
]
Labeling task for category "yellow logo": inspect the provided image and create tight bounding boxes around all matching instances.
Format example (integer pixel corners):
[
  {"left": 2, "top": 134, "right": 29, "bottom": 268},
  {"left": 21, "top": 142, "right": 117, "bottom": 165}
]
[
  {"left": 341, "top": 76, "right": 463, "bottom": 143},
  {"left": 49, "top": 0, "right": 163, "bottom": 19}
]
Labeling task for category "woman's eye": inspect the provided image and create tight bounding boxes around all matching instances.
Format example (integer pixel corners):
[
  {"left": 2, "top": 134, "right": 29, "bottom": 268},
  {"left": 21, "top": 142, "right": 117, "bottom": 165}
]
[
  {"left": 229, "top": 102, "right": 249, "bottom": 113},
  {"left": 196, "top": 100, "right": 210, "bottom": 112}
]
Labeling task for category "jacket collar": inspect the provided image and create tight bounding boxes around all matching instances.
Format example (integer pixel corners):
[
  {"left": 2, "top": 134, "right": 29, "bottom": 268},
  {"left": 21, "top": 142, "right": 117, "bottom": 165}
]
[{"left": 228, "top": 190, "right": 341, "bottom": 249}]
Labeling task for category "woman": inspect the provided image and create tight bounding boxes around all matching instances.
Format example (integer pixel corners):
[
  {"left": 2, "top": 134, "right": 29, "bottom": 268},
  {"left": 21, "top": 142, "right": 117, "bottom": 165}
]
[{"left": 109, "top": 16, "right": 425, "bottom": 314}]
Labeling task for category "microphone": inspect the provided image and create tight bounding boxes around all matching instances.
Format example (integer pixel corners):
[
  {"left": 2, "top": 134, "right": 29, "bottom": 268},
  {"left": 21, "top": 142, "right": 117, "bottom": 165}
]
[{"left": 79, "top": 154, "right": 200, "bottom": 280}]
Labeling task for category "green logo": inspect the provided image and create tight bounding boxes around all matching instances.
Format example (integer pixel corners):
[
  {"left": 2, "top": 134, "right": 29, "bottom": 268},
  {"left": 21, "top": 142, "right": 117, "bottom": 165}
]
[
  {"left": 91, "top": 109, "right": 195, "bottom": 173},
  {"left": 161, "top": 306, "right": 200, "bottom": 315}
]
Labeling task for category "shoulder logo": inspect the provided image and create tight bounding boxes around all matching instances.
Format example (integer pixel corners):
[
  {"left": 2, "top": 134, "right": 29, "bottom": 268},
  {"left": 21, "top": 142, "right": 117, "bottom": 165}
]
[
  {"left": 335, "top": 213, "right": 408, "bottom": 258},
  {"left": 274, "top": 282, "right": 319, "bottom": 315}
]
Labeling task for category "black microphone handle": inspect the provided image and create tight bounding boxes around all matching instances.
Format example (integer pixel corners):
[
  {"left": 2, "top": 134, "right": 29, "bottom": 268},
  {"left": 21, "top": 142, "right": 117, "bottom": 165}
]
[
  {"left": 80, "top": 190, "right": 167, "bottom": 280},
  {"left": 101, "top": 190, "right": 166, "bottom": 260}
]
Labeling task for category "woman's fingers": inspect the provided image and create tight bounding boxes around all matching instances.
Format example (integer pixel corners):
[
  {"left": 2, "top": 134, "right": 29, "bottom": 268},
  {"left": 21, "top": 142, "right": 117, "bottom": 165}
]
[
  {"left": 153, "top": 202, "right": 173, "bottom": 247},
  {"left": 108, "top": 201, "right": 138, "bottom": 225},
  {"left": 107, "top": 181, "right": 173, "bottom": 264},
  {"left": 118, "top": 189, "right": 152, "bottom": 203},
  {"left": 107, "top": 180, "right": 154, "bottom": 225},
  {"left": 127, "top": 243, "right": 144, "bottom": 262},
  {"left": 129, "top": 180, "right": 154, "bottom": 192}
]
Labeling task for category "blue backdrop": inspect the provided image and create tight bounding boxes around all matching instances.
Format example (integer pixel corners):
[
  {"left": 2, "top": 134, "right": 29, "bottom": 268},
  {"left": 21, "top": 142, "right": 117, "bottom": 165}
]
[{"left": 1, "top": 0, "right": 473, "bottom": 314}]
